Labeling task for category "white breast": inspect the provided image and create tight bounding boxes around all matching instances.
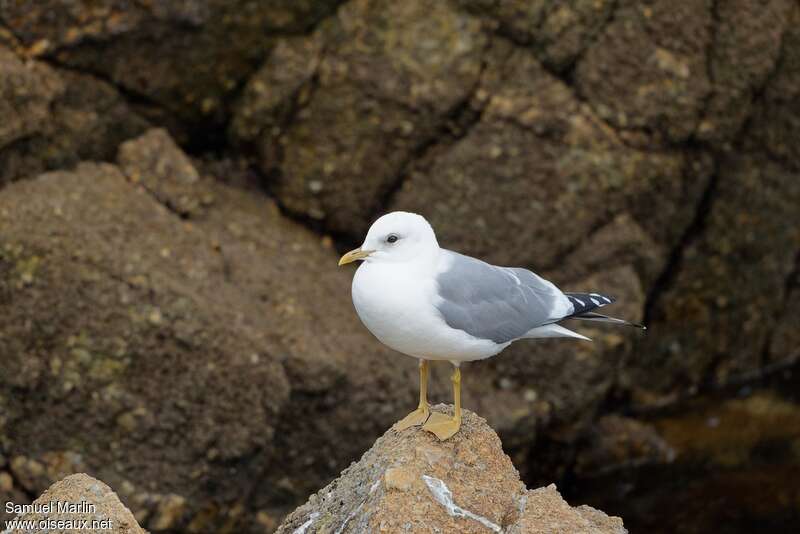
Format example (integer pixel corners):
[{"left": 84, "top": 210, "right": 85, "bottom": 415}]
[{"left": 351, "top": 261, "right": 504, "bottom": 362}]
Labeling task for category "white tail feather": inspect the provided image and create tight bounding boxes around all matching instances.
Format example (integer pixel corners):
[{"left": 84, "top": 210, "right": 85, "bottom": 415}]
[{"left": 524, "top": 323, "right": 591, "bottom": 341}]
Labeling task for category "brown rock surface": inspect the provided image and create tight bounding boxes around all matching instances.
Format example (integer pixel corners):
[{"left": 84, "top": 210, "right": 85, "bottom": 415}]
[
  {"left": 573, "top": 0, "right": 794, "bottom": 146},
  {"left": 0, "top": 45, "right": 149, "bottom": 185},
  {"left": 228, "top": 0, "right": 799, "bottom": 436},
  {"left": 747, "top": 3, "right": 800, "bottom": 170},
  {"left": 0, "top": 0, "right": 343, "bottom": 129},
  {"left": 233, "top": 0, "right": 489, "bottom": 234},
  {"left": 0, "top": 129, "right": 411, "bottom": 532},
  {"left": 276, "top": 407, "right": 625, "bottom": 533},
  {"left": 6, "top": 473, "right": 145, "bottom": 534},
  {"left": 0, "top": 161, "right": 290, "bottom": 530},
  {"left": 628, "top": 153, "right": 800, "bottom": 404},
  {"left": 0, "top": 127, "right": 642, "bottom": 530},
  {"left": 1, "top": 0, "right": 800, "bottom": 531},
  {"left": 455, "top": 0, "right": 616, "bottom": 72},
  {"left": 389, "top": 44, "right": 707, "bottom": 275}
]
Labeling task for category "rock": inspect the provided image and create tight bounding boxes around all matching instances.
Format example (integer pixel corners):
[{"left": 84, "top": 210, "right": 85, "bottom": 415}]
[
  {"left": 276, "top": 406, "right": 625, "bottom": 533},
  {"left": 0, "top": 126, "right": 667, "bottom": 528},
  {"left": 693, "top": 0, "right": 794, "bottom": 145},
  {"left": 574, "top": 0, "right": 794, "bottom": 147},
  {"left": 508, "top": 485, "right": 626, "bottom": 534},
  {"left": 0, "top": 45, "right": 149, "bottom": 185},
  {"left": 232, "top": 0, "right": 489, "bottom": 234},
  {"left": 0, "top": 472, "right": 11, "bottom": 492},
  {"left": 769, "top": 271, "right": 799, "bottom": 365},
  {"left": 149, "top": 494, "right": 187, "bottom": 531},
  {"left": 117, "top": 128, "right": 205, "bottom": 216},
  {"left": 455, "top": 0, "right": 616, "bottom": 71},
  {"left": 567, "top": 374, "right": 800, "bottom": 533},
  {"left": 6, "top": 473, "right": 145, "bottom": 534},
  {"left": 628, "top": 154, "right": 800, "bottom": 404},
  {"left": 390, "top": 44, "right": 707, "bottom": 276},
  {"left": 0, "top": 130, "right": 410, "bottom": 532},
  {"left": 228, "top": 3, "right": 800, "bottom": 496},
  {"left": 1, "top": 1, "right": 343, "bottom": 130},
  {"left": 573, "top": 0, "right": 711, "bottom": 144},
  {"left": 0, "top": 161, "right": 289, "bottom": 529},
  {"left": 573, "top": 415, "right": 676, "bottom": 476},
  {"left": 747, "top": 3, "right": 800, "bottom": 170}
]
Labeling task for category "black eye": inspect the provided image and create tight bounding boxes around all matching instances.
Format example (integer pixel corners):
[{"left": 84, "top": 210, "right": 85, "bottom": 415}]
[{"left": 387, "top": 234, "right": 399, "bottom": 243}]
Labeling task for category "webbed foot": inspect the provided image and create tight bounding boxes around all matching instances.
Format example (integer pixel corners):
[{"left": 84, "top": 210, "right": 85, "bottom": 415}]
[
  {"left": 422, "top": 411, "right": 461, "bottom": 441},
  {"left": 394, "top": 404, "right": 431, "bottom": 431}
]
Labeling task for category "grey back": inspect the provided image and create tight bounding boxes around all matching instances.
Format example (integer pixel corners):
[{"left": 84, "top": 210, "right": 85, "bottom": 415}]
[{"left": 434, "top": 250, "right": 566, "bottom": 343}]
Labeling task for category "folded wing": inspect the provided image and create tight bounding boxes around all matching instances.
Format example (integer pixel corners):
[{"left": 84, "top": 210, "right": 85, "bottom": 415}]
[{"left": 434, "top": 250, "right": 572, "bottom": 344}]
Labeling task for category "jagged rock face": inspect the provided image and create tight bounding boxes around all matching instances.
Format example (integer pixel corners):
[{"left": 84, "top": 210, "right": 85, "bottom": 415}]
[
  {"left": 276, "top": 407, "right": 625, "bottom": 533},
  {"left": 0, "top": 131, "right": 418, "bottom": 531},
  {"left": 0, "top": 0, "right": 343, "bottom": 129},
  {"left": 0, "top": 129, "right": 652, "bottom": 529},
  {"left": 627, "top": 154, "right": 800, "bottom": 404},
  {"left": 1, "top": 0, "right": 799, "bottom": 531},
  {"left": 0, "top": 46, "right": 149, "bottom": 186},
  {"left": 232, "top": 0, "right": 490, "bottom": 235},
  {"left": 5, "top": 473, "right": 145, "bottom": 534}
]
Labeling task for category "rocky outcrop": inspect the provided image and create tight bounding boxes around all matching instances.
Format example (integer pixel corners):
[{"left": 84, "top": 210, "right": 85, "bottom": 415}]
[
  {"left": 0, "top": 127, "right": 650, "bottom": 530},
  {"left": 2, "top": 0, "right": 800, "bottom": 531},
  {"left": 570, "top": 372, "right": 800, "bottom": 534},
  {"left": 0, "top": 0, "right": 343, "bottom": 131},
  {"left": 277, "top": 406, "right": 625, "bottom": 533},
  {"left": 628, "top": 154, "right": 800, "bottom": 405},
  {"left": 0, "top": 129, "right": 421, "bottom": 531},
  {"left": 232, "top": 0, "right": 490, "bottom": 234},
  {"left": 4, "top": 473, "right": 145, "bottom": 534},
  {"left": 0, "top": 45, "right": 148, "bottom": 186},
  {"left": 226, "top": 0, "right": 800, "bottom": 421}
]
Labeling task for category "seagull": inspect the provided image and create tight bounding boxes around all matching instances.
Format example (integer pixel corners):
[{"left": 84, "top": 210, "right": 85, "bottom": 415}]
[{"left": 339, "top": 212, "right": 644, "bottom": 440}]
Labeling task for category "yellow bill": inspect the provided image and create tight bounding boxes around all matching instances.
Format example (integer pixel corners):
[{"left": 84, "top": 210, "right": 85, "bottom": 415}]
[{"left": 338, "top": 248, "right": 373, "bottom": 266}]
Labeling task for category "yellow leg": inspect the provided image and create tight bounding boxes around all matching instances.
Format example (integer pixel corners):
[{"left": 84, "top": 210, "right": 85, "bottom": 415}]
[
  {"left": 394, "top": 360, "right": 431, "bottom": 431},
  {"left": 422, "top": 365, "right": 462, "bottom": 441}
]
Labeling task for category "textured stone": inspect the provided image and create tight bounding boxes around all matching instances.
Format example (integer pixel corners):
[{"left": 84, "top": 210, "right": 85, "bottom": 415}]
[
  {"left": 118, "top": 128, "right": 206, "bottom": 216},
  {"left": 233, "top": 0, "right": 489, "bottom": 234},
  {"left": 747, "top": 3, "right": 800, "bottom": 170},
  {"left": 508, "top": 485, "right": 626, "bottom": 534},
  {"left": 0, "top": 131, "right": 414, "bottom": 532},
  {"left": 694, "top": 0, "right": 794, "bottom": 145},
  {"left": 7, "top": 473, "right": 145, "bottom": 534},
  {"left": 628, "top": 154, "right": 800, "bottom": 404},
  {"left": 276, "top": 407, "right": 625, "bottom": 533},
  {"left": 391, "top": 46, "right": 707, "bottom": 274},
  {"left": 0, "top": 46, "right": 148, "bottom": 185},
  {"left": 1, "top": 0, "right": 343, "bottom": 128},
  {"left": 456, "top": 0, "right": 616, "bottom": 71},
  {"left": 574, "top": 0, "right": 712, "bottom": 144}
]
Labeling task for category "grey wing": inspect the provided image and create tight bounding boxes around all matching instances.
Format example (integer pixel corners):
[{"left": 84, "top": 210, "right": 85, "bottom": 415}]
[{"left": 434, "top": 250, "right": 572, "bottom": 343}]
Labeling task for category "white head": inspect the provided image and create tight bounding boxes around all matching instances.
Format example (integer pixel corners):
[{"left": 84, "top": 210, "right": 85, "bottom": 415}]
[{"left": 339, "top": 212, "right": 439, "bottom": 265}]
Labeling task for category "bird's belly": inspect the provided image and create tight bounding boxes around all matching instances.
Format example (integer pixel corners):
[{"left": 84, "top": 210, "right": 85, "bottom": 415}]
[{"left": 352, "top": 266, "right": 502, "bottom": 361}]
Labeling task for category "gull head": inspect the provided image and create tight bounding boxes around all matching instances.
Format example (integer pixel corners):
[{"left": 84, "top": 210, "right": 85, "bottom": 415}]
[{"left": 339, "top": 211, "right": 439, "bottom": 266}]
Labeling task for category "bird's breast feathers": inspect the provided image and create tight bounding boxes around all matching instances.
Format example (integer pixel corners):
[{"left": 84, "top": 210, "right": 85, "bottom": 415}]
[{"left": 351, "top": 262, "right": 502, "bottom": 361}]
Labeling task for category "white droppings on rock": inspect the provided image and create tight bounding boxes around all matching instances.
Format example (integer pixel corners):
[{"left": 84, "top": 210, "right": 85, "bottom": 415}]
[
  {"left": 517, "top": 493, "right": 528, "bottom": 517},
  {"left": 370, "top": 479, "right": 381, "bottom": 493},
  {"left": 335, "top": 502, "right": 364, "bottom": 534},
  {"left": 422, "top": 475, "right": 502, "bottom": 533},
  {"left": 292, "top": 512, "right": 319, "bottom": 534}
]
